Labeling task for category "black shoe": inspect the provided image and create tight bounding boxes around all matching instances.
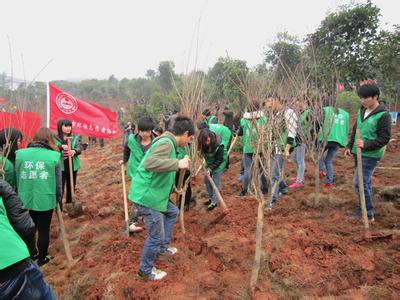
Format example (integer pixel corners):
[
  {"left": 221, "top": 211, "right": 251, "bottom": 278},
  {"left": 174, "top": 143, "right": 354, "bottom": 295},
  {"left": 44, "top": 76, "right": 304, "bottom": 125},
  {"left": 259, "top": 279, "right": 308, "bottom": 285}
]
[
  {"left": 237, "top": 189, "right": 247, "bottom": 197},
  {"left": 37, "top": 255, "right": 52, "bottom": 266},
  {"left": 203, "top": 199, "right": 211, "bottom": 206},
  {"left": 207, "top": 203, "right": 217, "bottom": 211}
]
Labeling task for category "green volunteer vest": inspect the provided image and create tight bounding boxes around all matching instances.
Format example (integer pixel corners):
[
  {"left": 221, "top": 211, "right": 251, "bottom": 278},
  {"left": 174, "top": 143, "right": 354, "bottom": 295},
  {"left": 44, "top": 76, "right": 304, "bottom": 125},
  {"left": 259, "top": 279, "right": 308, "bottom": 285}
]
[
  {"left": 240, "top": 117, "right": 267, "bottom": 154},
  {"left": 206, "top": 124, "right": 232, "bottom": 173},
  {"left": 300, "top": 109, "right": 312, "bottom": 140},
  {"left": 177, "top": 144, "right": 192, "bottom": 160},
  {"left": 319, "top": 107, "right": 349, "bottom": 147},
  {"left": 127, "top": 134, "right": 145, "bottom": 180},
  {"left": 16, "top": 148, "right": 60, "bottom": 211},
  {"left": 351, "top": 110, "right": 387, "bottom": 159},
  {"left": 1, "top": 155, "right": 16, "bottom": 189},
  {"left": 128, "top": 137, "right": 177, "bottom": 212},
  {"left": 0, "top": 196, "right": 30, "bottom": 270},
  {"left": 56, "top": 135, "right": 81, "bottom": 171},
  {"left": 207, "top": 115, "right": 218, "bottom": 125}
]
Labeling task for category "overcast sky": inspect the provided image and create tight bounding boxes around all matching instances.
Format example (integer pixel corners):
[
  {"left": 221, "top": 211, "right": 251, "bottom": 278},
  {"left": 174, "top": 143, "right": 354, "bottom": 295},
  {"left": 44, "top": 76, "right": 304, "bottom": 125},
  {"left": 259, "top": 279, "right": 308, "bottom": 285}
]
[{"left": 0, "top": 0, "right": 397, "bottom": 82}]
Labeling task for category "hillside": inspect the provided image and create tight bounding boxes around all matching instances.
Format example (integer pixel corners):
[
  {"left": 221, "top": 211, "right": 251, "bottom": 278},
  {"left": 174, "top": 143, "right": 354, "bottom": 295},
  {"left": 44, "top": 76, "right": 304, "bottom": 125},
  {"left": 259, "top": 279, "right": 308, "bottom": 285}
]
[{"left": 43, "top": 127, "right": 400, "bottom": 299}]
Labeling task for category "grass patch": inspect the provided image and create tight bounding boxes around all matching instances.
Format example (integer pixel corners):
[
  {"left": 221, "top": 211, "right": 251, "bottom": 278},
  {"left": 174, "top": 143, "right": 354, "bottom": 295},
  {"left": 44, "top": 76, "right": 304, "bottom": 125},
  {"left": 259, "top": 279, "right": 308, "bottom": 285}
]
[{"left": 61, "top": 274, "right": 95, "bottom": 300}]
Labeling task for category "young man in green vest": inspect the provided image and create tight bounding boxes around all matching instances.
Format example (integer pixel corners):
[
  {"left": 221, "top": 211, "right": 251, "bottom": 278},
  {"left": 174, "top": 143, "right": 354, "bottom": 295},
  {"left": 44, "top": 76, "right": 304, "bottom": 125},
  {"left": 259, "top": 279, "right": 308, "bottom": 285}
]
[
  {"left": 0, "top": 178, "right": 56, "bottom": 299},
  {"left": 129, "top": 116, "right": 194, "bottom": 280},
  {"left": 318, "top": 104, "right": 350, "bottom": 188},
  {"left": 345, "top": 81, "right": 391, "bottom": 222},
  {"left": 123, "top": 117, "right": 156, "bottom": 233},
  {"left": 237, "top": 103, "right": 268, "bottom": 196},
  {"left": 198, "top": 123, "right": 232, "bottom": 211}
]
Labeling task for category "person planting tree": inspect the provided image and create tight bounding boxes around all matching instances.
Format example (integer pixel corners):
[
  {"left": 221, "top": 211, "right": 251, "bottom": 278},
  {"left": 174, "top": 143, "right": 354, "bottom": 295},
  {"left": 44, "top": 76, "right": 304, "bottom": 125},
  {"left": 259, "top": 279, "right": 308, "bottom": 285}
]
[
  {"left": 198, "top": 123, "right": 232, "bottom": 211},
  {"left": 54, "top": 119, "right": 82, "bottom": 210},
  {"left": 345, "top": 81, "right": 391, "bottom": 222},
  {"left": 122, "top": 116, "right": 156, "bottom": 233},
  {"left": 128, "top": 116, "right": 194, "bottom": 281}
]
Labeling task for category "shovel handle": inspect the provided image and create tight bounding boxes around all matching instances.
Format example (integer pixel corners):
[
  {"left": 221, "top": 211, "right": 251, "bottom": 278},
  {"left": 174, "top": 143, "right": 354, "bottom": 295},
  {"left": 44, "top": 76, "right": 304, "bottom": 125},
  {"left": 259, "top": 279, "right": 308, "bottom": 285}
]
[
  {"left": 66, "top": 137, "right": 75, "bottom": 199},
  {"left": 202, "top": 164, "right": 228, "bottom": 212},
  {"left": 56, "top": 203, "right": 73, "bottom": 262},
  {"left": 120, "top": 162, "right": 130, "bottom": 235},
  {"left": 356, "top": 129, "right": 370, "bottom": 238}
]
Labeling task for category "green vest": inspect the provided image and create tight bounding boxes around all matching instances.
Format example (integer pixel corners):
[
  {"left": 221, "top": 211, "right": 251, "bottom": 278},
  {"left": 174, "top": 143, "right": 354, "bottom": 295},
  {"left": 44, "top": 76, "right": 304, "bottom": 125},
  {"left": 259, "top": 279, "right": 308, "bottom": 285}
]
[
  {"left": 319, "top": 107, "right": 349, "bottom": 147},
  {"left": 128, "top": 137, "right": 177, "bottom": 212},
  {"left": 207, "top": 115, "right": 218, "bottom": 125},
  {"left": 0, "top": 196, "right": 30, "bottom": 270},
  {"left": 206, "top": 124, "right": 232, "bottom": 173},
  {"left": 299, "top": 109, "right": 312, "bottom": 140},
  {"left": 1, "top": 155, "right": 16, "bottom": 189},
  {"left": 240, "top": 117, "right": 267, "bottom": 154},
  {"left": 177, "top": 144, "right": 192, "bottom": 160},
  {"left": 351, "top": 110, "right": 387, "bottom": 159},
  {"left": 56, "top": 135, "right": 81, "bottom": 171},
  {"left": 127, "top": 134, "right": 145, "bottom": 180},
  {"left": 16, "top": 148, "right": 60, "bottom": 211}
]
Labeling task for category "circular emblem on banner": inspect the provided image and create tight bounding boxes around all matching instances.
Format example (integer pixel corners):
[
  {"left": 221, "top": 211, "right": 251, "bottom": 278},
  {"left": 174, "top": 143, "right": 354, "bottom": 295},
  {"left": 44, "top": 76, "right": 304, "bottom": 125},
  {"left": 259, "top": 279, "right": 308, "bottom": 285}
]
[{"left": 56, "top": 92, "right": 78, "bottom": 114}]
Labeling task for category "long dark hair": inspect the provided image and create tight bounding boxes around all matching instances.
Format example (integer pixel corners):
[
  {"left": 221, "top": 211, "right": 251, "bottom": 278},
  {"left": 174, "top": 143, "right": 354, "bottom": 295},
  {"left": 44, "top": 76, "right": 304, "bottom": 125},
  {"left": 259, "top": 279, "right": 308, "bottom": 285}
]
[
  {"left": 57, "top": 119, "right": 73, "bottom": 139},
  {"left": 197, "top": 128, "right": 216, "bottom": 154}
]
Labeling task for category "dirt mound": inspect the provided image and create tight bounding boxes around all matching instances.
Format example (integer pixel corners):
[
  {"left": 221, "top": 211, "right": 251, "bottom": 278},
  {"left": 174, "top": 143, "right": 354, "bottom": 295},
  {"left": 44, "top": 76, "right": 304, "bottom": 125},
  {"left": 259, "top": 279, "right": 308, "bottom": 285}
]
[{"left": 43, "top": 126, "right": 400, "bottom": 299}]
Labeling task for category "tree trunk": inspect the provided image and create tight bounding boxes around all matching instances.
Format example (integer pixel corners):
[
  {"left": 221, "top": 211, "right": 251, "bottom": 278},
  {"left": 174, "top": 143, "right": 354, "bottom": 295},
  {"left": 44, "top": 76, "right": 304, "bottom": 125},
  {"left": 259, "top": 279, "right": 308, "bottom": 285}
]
[
  {"left": 314, "top": 163, "right": 320, "bottom": 205},
  {"left": 250, "top": 198, "right": 265, "bottom": 292}
]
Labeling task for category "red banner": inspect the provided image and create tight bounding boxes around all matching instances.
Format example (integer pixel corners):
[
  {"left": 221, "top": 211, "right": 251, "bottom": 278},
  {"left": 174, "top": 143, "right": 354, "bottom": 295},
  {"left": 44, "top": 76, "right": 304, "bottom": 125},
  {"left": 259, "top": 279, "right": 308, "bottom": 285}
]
[
  {"left": 0, "top": 111, "right": 19, "bottom": 130},
  {"left": 48, "top": 82, "right": 122, "bottom": 138}
]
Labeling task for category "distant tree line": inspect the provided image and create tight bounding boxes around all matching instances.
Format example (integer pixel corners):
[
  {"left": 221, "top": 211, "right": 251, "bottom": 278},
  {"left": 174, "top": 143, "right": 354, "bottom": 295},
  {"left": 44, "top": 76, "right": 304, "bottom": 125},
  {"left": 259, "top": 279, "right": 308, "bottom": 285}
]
[{"left": 0, "top": 2, "right": 398, "bottom": 122}]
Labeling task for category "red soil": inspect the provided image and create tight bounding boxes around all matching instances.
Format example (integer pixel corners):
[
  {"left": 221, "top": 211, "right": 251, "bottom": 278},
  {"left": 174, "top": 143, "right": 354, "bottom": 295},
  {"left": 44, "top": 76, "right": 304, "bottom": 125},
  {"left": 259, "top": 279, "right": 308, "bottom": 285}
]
[{"left": 43, "top": 127, "right": 400, "bottom": 299}]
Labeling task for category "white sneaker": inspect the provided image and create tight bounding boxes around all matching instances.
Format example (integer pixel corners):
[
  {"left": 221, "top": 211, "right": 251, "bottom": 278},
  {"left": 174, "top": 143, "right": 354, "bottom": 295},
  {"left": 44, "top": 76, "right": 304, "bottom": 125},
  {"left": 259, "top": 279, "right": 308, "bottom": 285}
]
[
  {"left": 166, "top": 246, "right": 178, "bottom": 255},
  {"left": 129, "top": 223, "right": 143, "bottom": 233},
  {"left": 139, "top": 267, "right": 167, "bottom": 280}
]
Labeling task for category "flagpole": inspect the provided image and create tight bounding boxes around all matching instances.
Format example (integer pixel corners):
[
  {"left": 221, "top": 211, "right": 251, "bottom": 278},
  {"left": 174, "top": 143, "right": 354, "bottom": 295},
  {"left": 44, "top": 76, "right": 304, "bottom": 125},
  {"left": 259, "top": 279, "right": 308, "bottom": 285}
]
[{"left": 46, "top": 82, "right": 50, "bottom": 128}]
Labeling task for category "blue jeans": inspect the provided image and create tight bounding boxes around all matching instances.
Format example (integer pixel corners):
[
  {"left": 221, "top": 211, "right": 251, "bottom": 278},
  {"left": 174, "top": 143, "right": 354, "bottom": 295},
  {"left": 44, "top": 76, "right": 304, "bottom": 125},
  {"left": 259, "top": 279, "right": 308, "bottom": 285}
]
[
  {"left": 318, "top": 143, "right": 340, "bottom": 184},
  {"left": 242, "top": 153, "right": 268, "bottom": 192},
  {"left": 136, "top": 202, "right": 179, "bottom": 275},
  {"left": 0, "top": 259, "right": 56, "bottom": 300},
  {"left": 205, "top": 171, "right": 223, "bottom": 205},
  {"left": 271, "top": 154, "right": 288, "bottom": 203},
  {"left": 292, "top": 144, "right": 306, "bottom": 183},
  {"left": 354, "top": 157, "right": 379, "bottom": 219}
]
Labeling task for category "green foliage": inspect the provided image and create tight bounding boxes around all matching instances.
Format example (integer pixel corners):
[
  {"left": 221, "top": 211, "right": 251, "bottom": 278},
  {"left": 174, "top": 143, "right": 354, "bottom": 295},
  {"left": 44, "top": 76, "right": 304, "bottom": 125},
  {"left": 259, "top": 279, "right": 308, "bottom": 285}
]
[
  {"left": 207, "top": 57, "right": 249, "bottom": 109},
  {"left": 264, "top": 32, "right": 302, "bottom": 81},
  {"left": 157, "top": 61, "right": 176, "bottom": 93},
  {"left": 375, "top": 25, "right": 400, "bottom": 103},
  {"left": 336, "top": 90, "right": 360, "bottom": 114},
  {"left": 309, "top": 2, "right": 381, "bottom": 85}
]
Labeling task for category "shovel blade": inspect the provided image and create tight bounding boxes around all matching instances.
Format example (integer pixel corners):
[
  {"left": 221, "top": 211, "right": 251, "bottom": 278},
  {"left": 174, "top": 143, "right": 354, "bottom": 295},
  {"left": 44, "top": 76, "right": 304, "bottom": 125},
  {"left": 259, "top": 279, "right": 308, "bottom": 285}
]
[{"left": 66, "top": 202, "right": 83, "bottom": 218}]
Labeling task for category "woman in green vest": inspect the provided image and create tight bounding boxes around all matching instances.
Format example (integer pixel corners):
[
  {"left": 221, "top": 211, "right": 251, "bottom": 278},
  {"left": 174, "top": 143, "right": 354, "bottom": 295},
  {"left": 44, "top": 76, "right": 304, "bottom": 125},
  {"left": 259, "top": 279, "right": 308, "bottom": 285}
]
[
  {"left": 202, "top": 108, "right": 218, "bottom": 125},
  {"left": 16, "top": 127, "right": 62, "bottom": 266},
  {"left": 0, "top": 178, "right": 56, "bottom": 299},
  {"left": 0, "top": 154, "right": 16, "bottom": 189},
  {"left": 318, "top": 106, "right": 349, "bottom": 188},
  {"left": 55, "top": 119, "right": 82, "bottom": 208},
  {"left": 123, "top": 116, "right": 156, "bottom": 233},
  {"left": 198, "top": 124, "right": 231, "bottom": 211},
  {"left": 345, "top": 81, "right": 391, "bottom": 222}
]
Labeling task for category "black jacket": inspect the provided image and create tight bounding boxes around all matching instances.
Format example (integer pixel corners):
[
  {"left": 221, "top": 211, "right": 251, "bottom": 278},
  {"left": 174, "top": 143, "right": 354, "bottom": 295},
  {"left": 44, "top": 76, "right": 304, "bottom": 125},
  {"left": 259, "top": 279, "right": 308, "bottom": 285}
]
[
  {"left": 0, "top": 179, "right": 35, "bottom": 255},
  {"left": 347, "top": 102, "right": 392, "bottom": 151}
]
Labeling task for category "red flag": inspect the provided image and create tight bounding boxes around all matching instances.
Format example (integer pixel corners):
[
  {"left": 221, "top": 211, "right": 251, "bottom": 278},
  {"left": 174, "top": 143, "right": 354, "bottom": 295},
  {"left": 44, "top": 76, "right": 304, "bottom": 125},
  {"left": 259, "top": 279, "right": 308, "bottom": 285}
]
[
  {"left": 16, "top": 110, "right": 41, "bottom": 140},
  {"left": 48, "top": 83, "right": 122, "bottom": 138},
  {"left": 0, "top": 111, "right": 19, "bottom": 131}
]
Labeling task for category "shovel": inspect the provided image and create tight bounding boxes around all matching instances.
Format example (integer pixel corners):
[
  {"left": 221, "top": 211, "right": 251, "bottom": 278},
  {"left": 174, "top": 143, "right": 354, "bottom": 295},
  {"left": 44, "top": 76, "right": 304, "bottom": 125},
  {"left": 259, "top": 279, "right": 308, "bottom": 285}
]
[
  {"left": 120, "top": 161, "right": 130, "bottom": 236},
  {"left": 356, "top": 129, "right": 371, "bottom": 239},
  {"left": 56, "top": 203, "right": 74, "bottom": 263},
  {"left": 65, "top": 137, "right": 83, "bottom": 218}
]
